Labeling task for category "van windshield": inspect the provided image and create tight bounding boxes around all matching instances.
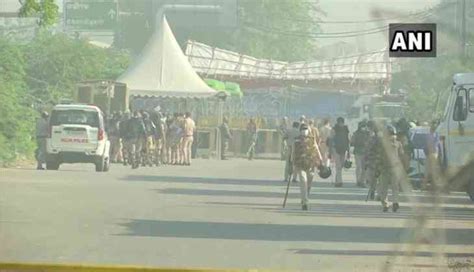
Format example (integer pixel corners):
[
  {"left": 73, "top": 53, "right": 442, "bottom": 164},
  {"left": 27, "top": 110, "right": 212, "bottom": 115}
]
[{"left": 50, "top": 110, "right": 100, "bottom": 127}]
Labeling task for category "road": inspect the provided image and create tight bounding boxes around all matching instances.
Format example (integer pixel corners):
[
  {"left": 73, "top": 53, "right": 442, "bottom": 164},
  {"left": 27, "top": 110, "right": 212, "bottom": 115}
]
[{"left": 1, "top": 159, "right": 474, "bottom": 271}]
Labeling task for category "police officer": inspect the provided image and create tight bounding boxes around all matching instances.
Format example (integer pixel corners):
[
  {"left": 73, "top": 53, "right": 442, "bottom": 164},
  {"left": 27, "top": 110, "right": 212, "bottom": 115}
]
[
  {"left": 109, "top": 112, "right": 123, "bottom": 164},
  {"left": 119, "top": 112, "right": 131, "bottom": 166},
  {"left": 246, "top": 118, "right": 257, "bottom": 160},
  {"left": 319, "top": 118, "right": 332, "bottom": 167},
  {"left": 35, "top": 111, "right": 49, "bottom": 170},
  {"left": 182, "top": 112, "right": 196, "bottom": 166},
  {"left": 219, "top": 116, "right": 232, "bottom": 160},
  {"left": 365, "top": 120, "right": 381, "bottom": 200},
  {"left": 351, "top": 121, "right": 370, "bottom": 187},
  {"left": 142, "top": 112, "right": 157, "bottom": 167},
  {"left": 329, "top": 117, "right": 350, "bottom": 187},
  {"left": 376, "top": 125, "right": 404, "bottom": 212},
  {"left": 127, "top": 111, "right": 146, "bottom": 169},
  {"left": 151, "top": 111, "right": 165, "bottom": 166},
  {"left": 292, "top": 123, "right": 322, "bottom": 210},
  {"left": 278, "top": 117, "right": 289, "bottom": 160},
  {"left": 284, "top": 121, "right": 301, "bottom": 183}
]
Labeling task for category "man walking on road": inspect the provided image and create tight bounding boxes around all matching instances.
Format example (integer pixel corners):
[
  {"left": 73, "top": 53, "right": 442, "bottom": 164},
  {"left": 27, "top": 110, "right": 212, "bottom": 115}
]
[
  {"left": 365, "top": 120, "right": 381, "bottom": 200},
  {"left": 127, "top": 111, "right": 146, "bottom": 169},
  {"left": 351, "top": 121, "right": 370, "bottom": 187},
  {"left": 142, "top": 112, "right": 157, "bottom": 167},
  {"left": 292, "top": 123, "right": 322, "bottom": 210},
  {"left": 284, "top": 121, "right": 301, "bottom": 183},
  {"left": 319, "top": 118, "right": 332, "bottom": 167},
  {"left": 219, "top": 117, "right": 232, "bottom": 160},
  {"left": 35, "top": 111, "right": 49, "bottom": 170},
  {"left": 330, "top": 117, "right": 350, "bottom": 187},
  {"left": 246, "top": 118, "right": 258, "bottom": 160},
  {"left": 376, "top": 125, "right": 404, "bottom": 212},
  {"left": 278, "top": 117, "right": 289, "bottom": 160},
  {"left": 182, "top": 112, "right": 196, "bottom": 166},
  {"left": 119, "top": 112, "right": 131, "bottom": 166}
]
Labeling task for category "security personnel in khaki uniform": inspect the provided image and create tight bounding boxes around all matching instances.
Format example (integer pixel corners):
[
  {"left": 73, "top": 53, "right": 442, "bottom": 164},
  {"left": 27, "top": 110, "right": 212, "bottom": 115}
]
[
  {"left": 292, "top": 123, "right": 322, "bottom": 210},
  {"left": 142, "top": 112, "right": 156, "bottom": 167},
  {"left": 182, "top": 112, "right": 196, "bottom": 166},
  {"left": 319, "top": 119, "right": 332, "bottom": 167}
]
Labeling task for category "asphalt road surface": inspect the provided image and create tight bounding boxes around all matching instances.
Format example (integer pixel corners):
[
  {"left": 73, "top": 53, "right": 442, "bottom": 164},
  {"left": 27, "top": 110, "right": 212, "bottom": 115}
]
[{"left": 1, "top": 159, "right": 474, "bottom": 271}]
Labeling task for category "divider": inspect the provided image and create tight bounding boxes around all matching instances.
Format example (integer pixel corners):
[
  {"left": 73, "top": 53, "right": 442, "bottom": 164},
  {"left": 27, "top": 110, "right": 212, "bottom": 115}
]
[{"left": 0, "top": 262, "right": 272, "bottom": 272}]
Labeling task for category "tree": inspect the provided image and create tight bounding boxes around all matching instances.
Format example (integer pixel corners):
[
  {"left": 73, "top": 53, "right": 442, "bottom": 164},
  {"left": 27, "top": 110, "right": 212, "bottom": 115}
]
[
  {"left": 0, "top": 39, "right": 35, "bottom": 164},
  {"left": 19, "top": 0, "right": 59, "bottom": 27},
  {"left": 116, "top": 0, "right": 322, "bottom": 61},
  {"left": 24, "top": 33, "right": 130, "bottom": 105},
  {"left": 0, "top": 33, "right": 130, "bottom": 164},
  {"left": 390, "top": 0, "right": 474, "bottom": 122}
]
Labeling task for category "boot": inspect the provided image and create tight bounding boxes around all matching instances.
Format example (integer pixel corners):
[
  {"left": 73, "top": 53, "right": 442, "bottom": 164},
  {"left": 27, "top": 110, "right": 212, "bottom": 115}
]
[
  {"left": 369, "top": 190, "right": 375, "bottom": 200},
  {"left": 392, "top": 203, "right": 399, "bottom": 212}
]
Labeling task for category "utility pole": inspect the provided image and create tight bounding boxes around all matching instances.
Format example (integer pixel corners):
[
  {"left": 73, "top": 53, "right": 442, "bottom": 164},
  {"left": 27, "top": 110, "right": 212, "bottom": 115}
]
[{"left": 461, "top": 0, "right": 467, "bottom": 62}]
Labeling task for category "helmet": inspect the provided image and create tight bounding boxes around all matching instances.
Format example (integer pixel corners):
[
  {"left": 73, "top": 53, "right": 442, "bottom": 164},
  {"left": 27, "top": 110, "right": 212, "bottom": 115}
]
[
  {"left": 343, "top": 160, "right": 352, "bottom": 169},
  {"left": 386, "top": 124, "right": 397, "bottom": 136},
  {"left": 318, "top": 165, "right": 332, "bottom": 179}
]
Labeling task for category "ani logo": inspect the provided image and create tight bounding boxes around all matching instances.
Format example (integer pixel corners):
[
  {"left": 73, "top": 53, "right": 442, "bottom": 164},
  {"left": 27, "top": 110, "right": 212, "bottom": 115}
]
[{"left": 389, "top": 24, "right": 437, "bottom": 58}]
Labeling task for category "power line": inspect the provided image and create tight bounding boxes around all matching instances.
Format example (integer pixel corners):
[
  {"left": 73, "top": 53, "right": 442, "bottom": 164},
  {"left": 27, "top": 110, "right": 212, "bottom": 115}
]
[
  {"left": 272, "top": 1, "right": 454, "bottom": 25},
  {"left": 243, "top": 12, "right": 435, "bottom": 39}
]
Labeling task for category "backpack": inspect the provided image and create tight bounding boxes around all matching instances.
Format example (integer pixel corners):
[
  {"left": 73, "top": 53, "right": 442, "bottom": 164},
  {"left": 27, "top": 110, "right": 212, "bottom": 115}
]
[{"left": 333, "top": 125, "right": 349, "bottom": 155}]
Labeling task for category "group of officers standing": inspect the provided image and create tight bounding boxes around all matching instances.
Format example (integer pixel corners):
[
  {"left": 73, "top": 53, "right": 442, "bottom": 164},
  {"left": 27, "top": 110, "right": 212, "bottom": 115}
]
[
  {"left": 107, "top": 110, "right": 196, "bottom": 169},
  {"left": 278, "top": 115, "right": 413, "bottom": 212}
]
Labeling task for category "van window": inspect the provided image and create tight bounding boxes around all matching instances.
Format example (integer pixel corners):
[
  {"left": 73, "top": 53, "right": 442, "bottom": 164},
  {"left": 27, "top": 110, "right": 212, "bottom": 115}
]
[
  {"left": 470, "top": 89, "right": 474, "bottom": 112},
  {"left": 453, "top": 88, "right": 468, "bottom": 121},
  {"left": 50, "top": 110, "right": 100, "bottom": 127}
]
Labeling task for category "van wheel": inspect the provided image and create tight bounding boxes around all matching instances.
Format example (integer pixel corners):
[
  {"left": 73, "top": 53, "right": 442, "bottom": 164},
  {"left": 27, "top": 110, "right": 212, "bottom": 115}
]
[
  {"left": 46, "top": 161, "right": 60, "bottom": 170},
  {"left": 95, "top": 157, "right": 105, "bottom": 172},
  {"left": 468, "top": 178, "right": 474, "bottom": 202}
]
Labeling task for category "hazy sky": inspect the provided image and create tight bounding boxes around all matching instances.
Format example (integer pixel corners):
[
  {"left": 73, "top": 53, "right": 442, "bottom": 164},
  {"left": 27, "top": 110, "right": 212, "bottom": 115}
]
[
  {"left": 317, "top": 0, "right": 442, "bottom": 51},
  {"left": 1, "top": 0, "right": 442, "bottom": 53}
]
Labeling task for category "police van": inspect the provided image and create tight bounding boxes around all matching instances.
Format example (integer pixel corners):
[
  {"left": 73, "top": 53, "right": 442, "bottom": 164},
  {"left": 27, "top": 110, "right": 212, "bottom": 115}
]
[
  {"left": 46, "top": 104, "right": 111, "bottom": 172},
  {"left": 437, "top": 73, "right": 474, "bottom": 200}
]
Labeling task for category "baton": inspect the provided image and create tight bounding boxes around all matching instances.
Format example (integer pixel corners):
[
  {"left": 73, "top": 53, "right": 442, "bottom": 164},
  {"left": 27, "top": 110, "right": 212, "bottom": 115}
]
[{"left": 283, "top": 159, "right": 293, "bottom": 208}]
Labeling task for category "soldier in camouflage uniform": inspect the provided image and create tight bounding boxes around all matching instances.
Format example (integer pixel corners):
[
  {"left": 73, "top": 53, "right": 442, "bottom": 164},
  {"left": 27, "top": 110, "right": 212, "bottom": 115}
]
[
  {"left": 365, "top": 121, "right": 381, "bottom": 200},
  {"left": 369, "top": 124, "right": 404, "bottom": 212},
  {"left": 292, "top": 123, "right": 323, "bottom": 210}
]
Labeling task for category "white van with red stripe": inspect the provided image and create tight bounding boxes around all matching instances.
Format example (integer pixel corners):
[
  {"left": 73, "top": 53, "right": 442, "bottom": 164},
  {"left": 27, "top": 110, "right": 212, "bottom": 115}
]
[{"left": 46, "top": 104, "right": 110, "bottom": 172}]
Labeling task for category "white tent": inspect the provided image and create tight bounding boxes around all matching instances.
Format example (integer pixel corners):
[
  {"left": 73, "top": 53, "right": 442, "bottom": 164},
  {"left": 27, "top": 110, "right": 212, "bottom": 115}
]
[{"left": 117, "top": 17, "right": 217, "bottom": 98}]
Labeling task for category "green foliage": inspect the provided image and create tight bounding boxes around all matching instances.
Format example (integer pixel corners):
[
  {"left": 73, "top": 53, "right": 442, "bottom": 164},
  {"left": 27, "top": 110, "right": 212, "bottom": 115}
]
[
  {"left": 391, "top": 0, "right": 474, "bottom": 123},
  {"left": 230, "top": 0, "right": 320, "bottom": 61},
  {"left": 19, "top": 0, "right": 59, "bottom": 27},
  {"left": 0, "top": 33, "right": 130, "bottom": 164},
  {"left": 392, "top": 56, "right": 474, "bottom": 122},
  {"left": 25, "top": 32, "right": 130, "bottom": 105},
  {"left": 0, "top": 40, "right": 35, "bottom": 164},
  {"left": 118, "top": 0, "right": 321, "bottom": 61}
]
